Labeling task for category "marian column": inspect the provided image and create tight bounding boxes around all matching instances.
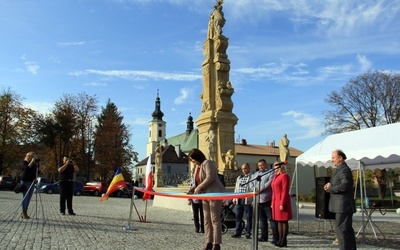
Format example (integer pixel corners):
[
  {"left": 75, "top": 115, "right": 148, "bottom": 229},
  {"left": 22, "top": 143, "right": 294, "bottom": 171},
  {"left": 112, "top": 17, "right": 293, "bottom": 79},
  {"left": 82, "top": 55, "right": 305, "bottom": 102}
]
[{"left": 196, "top": 1, "right": 238, "bottom": 174}]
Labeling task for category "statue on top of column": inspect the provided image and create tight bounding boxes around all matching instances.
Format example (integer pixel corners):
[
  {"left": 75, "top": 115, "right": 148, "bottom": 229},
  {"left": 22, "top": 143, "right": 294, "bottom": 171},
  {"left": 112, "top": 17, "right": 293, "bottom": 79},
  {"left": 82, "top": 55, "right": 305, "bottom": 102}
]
[
  {"left": 278, "top": 134, "right": 290, "bottom": 164},
  {"left": 207, "top": 0, "right": 226, "bottom": 39}
]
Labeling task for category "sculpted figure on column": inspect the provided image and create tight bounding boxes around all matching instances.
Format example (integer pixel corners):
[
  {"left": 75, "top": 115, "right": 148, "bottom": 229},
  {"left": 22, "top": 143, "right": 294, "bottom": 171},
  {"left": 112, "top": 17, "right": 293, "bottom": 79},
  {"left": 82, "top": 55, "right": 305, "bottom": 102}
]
[
  {"left": 207, "top": 0, "right": 226, "bottom": 39},
  {"left": 278, "top": 134, "right": 290, "bottom": 164},
  {"left": 155, "top": 143, "right": 162, "bottom": 170}
]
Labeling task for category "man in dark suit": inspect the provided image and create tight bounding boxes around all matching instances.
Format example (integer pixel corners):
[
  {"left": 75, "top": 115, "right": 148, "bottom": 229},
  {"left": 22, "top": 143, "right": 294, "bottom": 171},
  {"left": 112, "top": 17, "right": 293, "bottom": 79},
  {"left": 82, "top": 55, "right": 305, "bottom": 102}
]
[{"left": 324, "top": 150, "right": 357, "bottom": 250}]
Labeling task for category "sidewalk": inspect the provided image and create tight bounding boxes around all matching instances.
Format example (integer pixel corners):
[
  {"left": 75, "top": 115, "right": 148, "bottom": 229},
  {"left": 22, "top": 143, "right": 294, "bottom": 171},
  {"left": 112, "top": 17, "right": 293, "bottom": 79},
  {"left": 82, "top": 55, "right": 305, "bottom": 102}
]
[{"left": 0, "top": 191, "right": 397, "bottom": 250}]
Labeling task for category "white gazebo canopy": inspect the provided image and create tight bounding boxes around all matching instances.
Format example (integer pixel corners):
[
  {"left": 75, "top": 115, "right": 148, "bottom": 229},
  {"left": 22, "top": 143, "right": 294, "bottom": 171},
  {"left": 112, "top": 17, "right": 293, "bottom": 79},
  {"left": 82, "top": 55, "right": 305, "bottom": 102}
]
[
  {"left": 296, "top": 122, "right": 400, "bottom": 170},
  {"left": 293, "top": 122, "right": 400, "bottom": 239}
]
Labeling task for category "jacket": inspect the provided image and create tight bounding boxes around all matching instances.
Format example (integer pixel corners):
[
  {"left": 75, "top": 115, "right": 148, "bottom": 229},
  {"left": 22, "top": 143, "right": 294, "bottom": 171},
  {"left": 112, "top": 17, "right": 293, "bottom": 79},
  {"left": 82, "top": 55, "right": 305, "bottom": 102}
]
[
  {"left": 328, "top": 162, "right": 356, "bottom": 214},
  {"left": 191, "top": 160, "right": 225, "bottom": 194}
]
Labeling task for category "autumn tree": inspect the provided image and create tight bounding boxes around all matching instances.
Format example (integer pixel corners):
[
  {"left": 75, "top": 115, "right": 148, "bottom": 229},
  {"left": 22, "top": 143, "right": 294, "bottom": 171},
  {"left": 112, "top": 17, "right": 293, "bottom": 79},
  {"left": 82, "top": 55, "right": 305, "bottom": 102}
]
[
  {"left": 324, "top": 71, "right": 400, "bottom": 198},
  {"left": 324, "top": 70, "right": 400, "bottom": 134},
  {"left": 37, "top": 93, "right": 98, "bottom": 180},
  {"left": 72, "top": 93, "right": 98, "bottom": 182},
  {"left": 93, "top": 100, "right": 137, "bottom": 182},
  {"left": 0, "top": 88, "right": 39, "bottom": 175}
]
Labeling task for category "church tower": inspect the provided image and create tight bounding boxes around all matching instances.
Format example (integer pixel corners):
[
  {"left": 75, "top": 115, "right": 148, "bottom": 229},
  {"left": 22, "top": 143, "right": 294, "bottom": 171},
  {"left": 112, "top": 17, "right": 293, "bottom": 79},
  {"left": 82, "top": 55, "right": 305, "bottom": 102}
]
[{"left": 146, "top": 91, "right": 166, "bottom": 156}]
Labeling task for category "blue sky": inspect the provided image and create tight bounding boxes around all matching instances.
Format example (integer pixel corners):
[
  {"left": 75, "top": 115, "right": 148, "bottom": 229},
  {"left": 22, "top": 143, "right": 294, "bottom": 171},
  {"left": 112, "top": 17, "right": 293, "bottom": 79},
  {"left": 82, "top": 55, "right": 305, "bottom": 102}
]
[{"left": 1, "top": 0, "right": 399, "bottom": 161}]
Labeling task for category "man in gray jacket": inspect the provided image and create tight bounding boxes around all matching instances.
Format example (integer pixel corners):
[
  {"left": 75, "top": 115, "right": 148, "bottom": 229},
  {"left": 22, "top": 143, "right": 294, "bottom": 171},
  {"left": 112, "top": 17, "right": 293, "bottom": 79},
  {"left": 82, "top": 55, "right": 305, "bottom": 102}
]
[
  {"left": 255, "top": 159, "right": 278, "bottom": 244},
  {"left": 324, "top": 150, "right": 357, "bottom": 250}
]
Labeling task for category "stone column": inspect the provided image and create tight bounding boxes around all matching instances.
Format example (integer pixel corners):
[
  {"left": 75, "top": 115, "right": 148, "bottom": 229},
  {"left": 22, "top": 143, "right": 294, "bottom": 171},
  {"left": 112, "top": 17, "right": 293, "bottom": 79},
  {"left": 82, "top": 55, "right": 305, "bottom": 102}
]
[{"left": 196, "top": 2, "right": 238, "bottom": 174}]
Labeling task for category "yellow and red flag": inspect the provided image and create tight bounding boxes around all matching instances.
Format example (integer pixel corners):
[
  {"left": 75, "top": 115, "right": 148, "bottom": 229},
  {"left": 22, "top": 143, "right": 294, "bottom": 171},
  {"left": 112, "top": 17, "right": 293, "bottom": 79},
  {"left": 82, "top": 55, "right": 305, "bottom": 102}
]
[{"left": 100, "top": 167, "right": 126, "bottom": 201}]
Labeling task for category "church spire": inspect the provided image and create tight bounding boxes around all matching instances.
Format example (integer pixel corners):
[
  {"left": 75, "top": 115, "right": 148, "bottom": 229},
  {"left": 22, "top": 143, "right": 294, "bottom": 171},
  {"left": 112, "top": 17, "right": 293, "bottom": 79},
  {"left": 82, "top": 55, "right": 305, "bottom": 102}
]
[
  {"left": 151, "top": 89, "right": 164, "bottom": 121},
  {"left": 186, "top": 112, "right": 194, "bottom": 135}
]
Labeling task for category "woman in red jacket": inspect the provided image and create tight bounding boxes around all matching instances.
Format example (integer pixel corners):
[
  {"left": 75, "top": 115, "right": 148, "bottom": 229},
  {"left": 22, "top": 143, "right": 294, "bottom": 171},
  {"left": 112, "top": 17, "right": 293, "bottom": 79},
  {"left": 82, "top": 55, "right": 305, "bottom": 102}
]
[{"left": 271, "top": 161, "right": 293, "bottom": 247}]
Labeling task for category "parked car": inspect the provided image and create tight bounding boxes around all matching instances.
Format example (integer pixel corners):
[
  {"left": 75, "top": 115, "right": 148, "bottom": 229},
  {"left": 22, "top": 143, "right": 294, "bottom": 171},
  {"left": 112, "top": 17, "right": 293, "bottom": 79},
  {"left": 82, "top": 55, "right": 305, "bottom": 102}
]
[
  {"left": 36, "top": 177, "right": 52, "bottom": 190},
  {"left": 40, "top": 181, "right": 84, "bottom": 196},
  {"left": 0, "top": 176, "right": 16, "bottom": 190},
  {"left": 83, "top": 181, "right": 108, "bottom": 196},
  {"left": 110, "top": 183, "right": 132, "bottom": 198}
]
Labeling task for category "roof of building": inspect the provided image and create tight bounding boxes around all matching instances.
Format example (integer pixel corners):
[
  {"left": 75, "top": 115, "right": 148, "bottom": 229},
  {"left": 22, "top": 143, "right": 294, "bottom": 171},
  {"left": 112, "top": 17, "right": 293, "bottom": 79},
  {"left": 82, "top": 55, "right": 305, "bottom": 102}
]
[
  {"left": 136, "top": 144, "right": 188, "bottom": 167},
  {"left": 166, "top": 129, "right": 198, "bottom": 153},
  {"left": 235, "top": 143, "right": 302, "bottom": 157}
]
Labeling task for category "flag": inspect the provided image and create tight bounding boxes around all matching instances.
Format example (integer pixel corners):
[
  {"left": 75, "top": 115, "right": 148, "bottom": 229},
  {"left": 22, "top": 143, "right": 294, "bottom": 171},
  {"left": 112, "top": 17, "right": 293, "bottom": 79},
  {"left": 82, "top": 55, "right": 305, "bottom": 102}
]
[
  {"left": 143, "top": 154, "right": 153, "bottom": 201},
  {"left": 100, "top": 167, "right": 127, "bottom": 202}
]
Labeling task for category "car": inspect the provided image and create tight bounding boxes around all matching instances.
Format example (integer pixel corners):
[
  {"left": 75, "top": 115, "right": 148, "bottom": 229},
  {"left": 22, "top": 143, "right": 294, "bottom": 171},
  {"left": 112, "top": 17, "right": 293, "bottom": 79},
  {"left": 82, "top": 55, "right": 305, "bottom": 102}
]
[
  {"left": 0, "top": 176, "right": 16, "bottom": 190},
  {"left": 36, "top": 177, "right": 52, "bottom": 190},
  {"left": 83, "top": 181, "right": 108, "bottom": 196},
  {"left": 110, "top": 183, "right": 132, "bottom": 198},
  {"left": 40, "top": 181, "right": 84, "bottom": 196}
]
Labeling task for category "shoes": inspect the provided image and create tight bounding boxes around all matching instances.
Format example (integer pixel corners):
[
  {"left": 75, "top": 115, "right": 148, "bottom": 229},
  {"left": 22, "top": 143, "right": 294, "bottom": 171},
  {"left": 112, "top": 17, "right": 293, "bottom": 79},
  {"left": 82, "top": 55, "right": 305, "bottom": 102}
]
[
  {"left": 60, "top": 211, "right": 65, "bottom": 215},
  {"left": 258, "top": 238, "right": 268, "bottom": 242},
  {"left": 277, "top": 239, "right": 287, "bottom": 247},
  {"left": 68, "top": 212, "right": 76, "bottom": 216},
  {"left": 21, "top": 211, "right": 30, "bottom": 219},
  {"left": 203, "top": 243, "right": 212, "bottom": 250},
  {"left": 245, "top": 234, "right": 251, "bottom": 239},
  {"left": 212, "top": 244, "right": 220, "bottom": 250},
  {"left": 271, "top": 241, "right": 277, "bottom": 245},
  {"left": 231, "top": 233, "right": 241, "bottom": 238}
]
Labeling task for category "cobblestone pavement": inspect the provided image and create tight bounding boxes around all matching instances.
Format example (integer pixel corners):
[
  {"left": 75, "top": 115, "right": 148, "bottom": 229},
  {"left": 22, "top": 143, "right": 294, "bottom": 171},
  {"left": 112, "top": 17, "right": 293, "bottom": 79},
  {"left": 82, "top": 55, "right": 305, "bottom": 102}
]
[{"left": 0, "top": 191, "right": 398, "bottom": 250}]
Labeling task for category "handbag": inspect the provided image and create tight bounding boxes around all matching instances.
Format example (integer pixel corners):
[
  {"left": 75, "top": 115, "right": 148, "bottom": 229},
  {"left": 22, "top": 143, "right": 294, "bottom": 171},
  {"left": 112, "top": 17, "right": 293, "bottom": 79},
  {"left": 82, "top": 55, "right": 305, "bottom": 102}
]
[{"left": 14, "top": 184, "right": 26, "bottom": 193}]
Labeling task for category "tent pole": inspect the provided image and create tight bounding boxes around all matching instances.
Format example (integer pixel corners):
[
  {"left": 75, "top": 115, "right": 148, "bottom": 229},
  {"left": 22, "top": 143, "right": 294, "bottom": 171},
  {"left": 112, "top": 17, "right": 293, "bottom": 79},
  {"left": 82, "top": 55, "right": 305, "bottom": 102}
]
[
  {"left": 359, "top": 161, "right": 365, "bottom": 243},
  {"left": 294, "top": 159, "right": 299, "bottom": 233}
]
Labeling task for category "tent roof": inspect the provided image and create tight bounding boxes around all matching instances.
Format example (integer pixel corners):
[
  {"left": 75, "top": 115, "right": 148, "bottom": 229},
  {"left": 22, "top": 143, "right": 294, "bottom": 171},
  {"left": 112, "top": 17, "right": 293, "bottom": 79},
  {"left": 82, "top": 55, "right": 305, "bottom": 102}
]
[{"left": 296, "top": 123, "right": 400, "bottom": 169}]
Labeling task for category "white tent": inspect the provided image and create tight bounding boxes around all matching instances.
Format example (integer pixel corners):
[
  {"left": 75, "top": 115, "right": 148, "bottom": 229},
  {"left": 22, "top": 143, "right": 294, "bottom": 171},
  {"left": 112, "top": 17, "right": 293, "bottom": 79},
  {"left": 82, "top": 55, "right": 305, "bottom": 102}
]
[
  {"left": 293, "top": 122, "right": 400, "bottom": 239},
  {"left": 296, "top": 122, "right": 400, "bottom": 170}
]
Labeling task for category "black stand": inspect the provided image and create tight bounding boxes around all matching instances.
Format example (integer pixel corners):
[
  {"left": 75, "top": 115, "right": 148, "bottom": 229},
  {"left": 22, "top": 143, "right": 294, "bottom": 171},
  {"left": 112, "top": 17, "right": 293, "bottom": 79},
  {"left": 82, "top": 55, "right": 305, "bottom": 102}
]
[
  {"left": 241, "top": 166, "right": 279, "bottom": 250},
  {"left": 12, "top": 165, "right": 46, "bottom": 223}
]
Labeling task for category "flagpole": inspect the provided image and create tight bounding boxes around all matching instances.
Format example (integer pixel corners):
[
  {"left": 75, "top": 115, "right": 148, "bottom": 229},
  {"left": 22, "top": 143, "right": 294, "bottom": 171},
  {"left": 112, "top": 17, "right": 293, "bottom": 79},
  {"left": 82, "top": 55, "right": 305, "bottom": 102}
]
[
  {"left": 123, "top": 192, "right": 138, "bottom": 230},
  {"left": 144, "top": 199, "right": 148, "bottom": 222}
]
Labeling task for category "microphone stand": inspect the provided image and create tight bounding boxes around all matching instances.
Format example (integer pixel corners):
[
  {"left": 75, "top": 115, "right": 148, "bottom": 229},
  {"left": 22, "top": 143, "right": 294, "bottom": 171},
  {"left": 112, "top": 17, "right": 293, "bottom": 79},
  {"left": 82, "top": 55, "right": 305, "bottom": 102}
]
[{"left": 241, "top": 165, "right": 280, "bottom": 250}]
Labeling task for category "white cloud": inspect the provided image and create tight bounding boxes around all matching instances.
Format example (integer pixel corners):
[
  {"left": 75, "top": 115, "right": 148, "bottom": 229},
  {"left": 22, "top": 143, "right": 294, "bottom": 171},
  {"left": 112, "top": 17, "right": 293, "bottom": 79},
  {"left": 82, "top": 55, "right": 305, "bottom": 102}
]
[
  {"left": 71, "top": 69, "right": 201, "bottom": 82},
  {"left": 83, "top": 82, "right": 107, "bottom": 87},
  {"left": 357, "top": 54, "right": 372, "bottom": 72},
  {"left": 24, "top": 101, "right": 52, "bottom": 115},
  {"left": 25, "top": 61, "right": 40, "bottom": 74},
  {"left": 57, "top": 41, "right": 86, "bottom": 47},
  {"left": 130, "top": 115, "right": 149, "bottom": 126},
  {"left": 174, "top": 88, "right": 191, "bottom": 105},
  {"left": 282, "top": 110, "right": 324, "bottom": 139},
  {"left": 19, "top": 55, "right": 39, "bottom": 75}
]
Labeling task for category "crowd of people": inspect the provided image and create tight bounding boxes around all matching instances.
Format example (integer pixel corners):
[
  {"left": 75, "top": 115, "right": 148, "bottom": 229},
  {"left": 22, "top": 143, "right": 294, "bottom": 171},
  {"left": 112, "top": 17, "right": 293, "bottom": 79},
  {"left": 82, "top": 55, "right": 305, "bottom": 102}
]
[
  {"left": 187, "top": 148, "right": 356, "bottom": 250},
  {"left": 186, "top": 148, "right": 294, "bottom": 249},
  {"left": 18, "top": 147, "right": 355, "bottom": 250}
]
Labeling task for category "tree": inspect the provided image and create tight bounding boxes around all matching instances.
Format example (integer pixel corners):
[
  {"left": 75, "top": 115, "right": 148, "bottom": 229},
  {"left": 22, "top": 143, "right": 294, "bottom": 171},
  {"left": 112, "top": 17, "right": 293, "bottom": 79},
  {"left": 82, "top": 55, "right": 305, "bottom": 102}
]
[
  {"left": 0, "top": 88, "right": 39, "bottom": 175},
  {"left": 324, "top": 71, "right": 400, "bottom": 198},
  {"left": 37, "top": 93, "right": 98, "bottom": 181},
  {"left": 93, "top": 100, "right": 138, "bottom": 181},
  {"left": 324, "top": 70, "right": 400, "bottom": 134},
  {"left": 72, "top": 93, "right": 98, "bottom": 182}
]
